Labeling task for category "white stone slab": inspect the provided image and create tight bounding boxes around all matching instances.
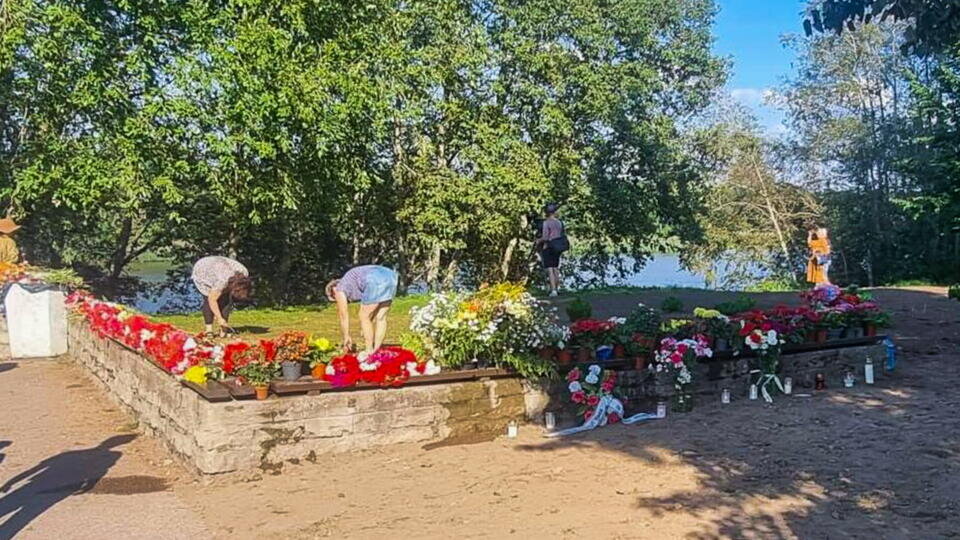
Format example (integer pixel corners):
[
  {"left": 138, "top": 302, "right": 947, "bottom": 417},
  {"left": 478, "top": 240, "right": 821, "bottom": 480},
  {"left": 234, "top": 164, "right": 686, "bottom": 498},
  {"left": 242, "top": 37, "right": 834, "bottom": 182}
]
[{"left": 4, "top": 285, "right": 68, "bottom": 358}]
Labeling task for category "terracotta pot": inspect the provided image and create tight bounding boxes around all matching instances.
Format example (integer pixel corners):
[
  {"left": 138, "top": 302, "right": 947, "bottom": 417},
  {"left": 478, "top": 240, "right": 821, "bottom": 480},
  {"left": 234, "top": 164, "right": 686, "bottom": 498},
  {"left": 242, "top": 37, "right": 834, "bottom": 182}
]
[
  {"left": 254, "top": 385, "right": 269, "bottom": 401},
  {"left": 815, "top": 329, "right": 828, "bottom": 344},
  {"left": 576, "top": 347, "right": 592, "bottom": 363},
  {"left": 311, "top": 363, "right": 326, "bottom": 379},
  {"left": 864, "top": 324, "right": 877, "bottom": 337},
  {"left": 556, "top": 349, "right": 573, "bottom": 365},
  {"left": 538, "top": 346, "right": 556, "bottom": 362},
  {"left": 612, "top": 344, "right": 626, "bottom": 359}
]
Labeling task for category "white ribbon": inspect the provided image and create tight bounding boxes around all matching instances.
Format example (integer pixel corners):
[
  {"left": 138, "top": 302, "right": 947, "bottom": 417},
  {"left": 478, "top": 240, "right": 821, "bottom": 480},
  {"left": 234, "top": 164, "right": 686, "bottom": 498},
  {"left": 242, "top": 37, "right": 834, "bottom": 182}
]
[
  {"left": 757, "top": 373, "right": 784, "bottom": 403},
  {"left": 545, "top": 395, "right": 660, "bottom": 437}
]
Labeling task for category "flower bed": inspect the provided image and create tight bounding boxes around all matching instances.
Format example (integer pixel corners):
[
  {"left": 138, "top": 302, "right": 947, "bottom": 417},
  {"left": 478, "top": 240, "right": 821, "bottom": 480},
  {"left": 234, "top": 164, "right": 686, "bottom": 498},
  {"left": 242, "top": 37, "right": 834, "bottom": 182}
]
[{"left": 66, "top": 292, "right": 439, "bottom": 400}]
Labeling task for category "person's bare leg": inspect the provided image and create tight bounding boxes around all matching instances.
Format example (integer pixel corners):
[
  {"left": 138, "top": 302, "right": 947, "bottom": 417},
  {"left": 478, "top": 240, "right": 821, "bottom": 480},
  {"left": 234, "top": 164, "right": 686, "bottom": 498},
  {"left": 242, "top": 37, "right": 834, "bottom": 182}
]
[
  {"left": 549, "top": 268, "right": 560, "bottom": 294},
  {"left": 373, "top": 301, "right": 392, "bottom": 350},
  {"left": 358, "top": 303, "right": 377, "bottom": 353}
]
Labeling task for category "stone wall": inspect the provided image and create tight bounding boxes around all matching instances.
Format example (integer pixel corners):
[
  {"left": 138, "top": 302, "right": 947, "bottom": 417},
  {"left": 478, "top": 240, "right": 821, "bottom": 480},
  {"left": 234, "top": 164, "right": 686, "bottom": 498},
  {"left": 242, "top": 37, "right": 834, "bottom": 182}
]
[
  {"left": 527, "top": 343, "right": 888, "bottom": 425},
  {"left": 68, "top": 320, "right": 532, "bottom": 475}
]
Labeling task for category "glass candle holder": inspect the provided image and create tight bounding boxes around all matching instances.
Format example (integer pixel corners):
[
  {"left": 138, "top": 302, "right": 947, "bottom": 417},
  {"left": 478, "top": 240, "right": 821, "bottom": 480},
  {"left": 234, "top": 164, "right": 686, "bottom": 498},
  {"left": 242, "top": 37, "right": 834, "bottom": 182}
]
[
  {"left": 783, "top": 377, "right": 793, "bottom": 395},
  {"left": 544, "top": 412, "right": 556, "bottom": 431},
  {"left": 749, "top": 384, "right": 758, "bottom": 400},
  {"left": 721, "top": 388, "right": 731, "bottom": 404},
  {"left": 507, "top": 420, "right": 518, "bottom": 438},
  {"left": 656, "top": 401, "right": 667, "bottom": 418}
]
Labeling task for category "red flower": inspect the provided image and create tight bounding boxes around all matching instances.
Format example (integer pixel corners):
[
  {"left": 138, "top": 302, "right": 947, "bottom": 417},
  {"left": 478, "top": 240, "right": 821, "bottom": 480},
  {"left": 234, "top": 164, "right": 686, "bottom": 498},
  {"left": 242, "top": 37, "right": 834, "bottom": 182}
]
[
  {"left": 222, "top": 341, "right": 252, "bottom": 375},
  {"left": 607, "top": 412, "right": 621, "bottom": 424},
  {"left": 587, "top": 395, "right": 600, "bottom": 407},
  {"left": 325, "top": 354, "right": 361, "bottom": 388},
  {"left": 571, "top": 391, "right": 586, "bottom": 404},
  {"left": 601, "top": 381, "right": 615, "bottom": 393},
  {"left": 566, "top": 367, "right": 581, "bottom": 382},
  {"left": 259, "top": 339, "right": 278, "bottom": 363},
  {"left": 584, "top": 408, "right": 595, "bottom": 421}
]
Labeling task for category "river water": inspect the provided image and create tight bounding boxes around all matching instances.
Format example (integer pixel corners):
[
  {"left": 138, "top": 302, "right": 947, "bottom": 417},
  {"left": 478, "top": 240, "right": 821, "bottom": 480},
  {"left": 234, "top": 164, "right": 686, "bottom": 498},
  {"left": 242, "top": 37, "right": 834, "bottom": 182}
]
[{"left": 125, "top": 254, "right": 744, "bottom": 314}]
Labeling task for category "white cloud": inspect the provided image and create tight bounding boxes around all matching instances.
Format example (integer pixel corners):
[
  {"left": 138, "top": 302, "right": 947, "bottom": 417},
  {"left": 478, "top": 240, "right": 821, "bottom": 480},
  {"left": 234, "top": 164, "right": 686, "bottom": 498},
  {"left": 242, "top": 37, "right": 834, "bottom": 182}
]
[
  {"left": 729, "top": 87, "right": 788, "bottom": 138},
  {"left": 729, "top": 87, "right": 774, "bottom": 107}
]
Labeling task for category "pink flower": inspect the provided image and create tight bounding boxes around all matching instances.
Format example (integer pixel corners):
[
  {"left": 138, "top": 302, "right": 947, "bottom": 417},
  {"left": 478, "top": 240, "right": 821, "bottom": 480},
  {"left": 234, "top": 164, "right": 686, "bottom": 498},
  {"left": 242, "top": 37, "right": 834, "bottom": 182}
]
[
  {"left": 571, "top": 391, "right": 586, "bottom": 404},
  {"left": 584, "top": 408, "right": 595, "bottom": 421},
  {"left": 587, "top": 395, "right": 600, "bottom": 407},
  {"left": 601, "top": 381, "right": 615, "bottom": 393},
  {"left": 676, "top": 343, "right": 689, "bottom": 355},
  {"left": 607, "top": 412, "right": 620, "bottom": 424},
  {"left": 566, "top": 367, "right": 581, "bottom": 382}
]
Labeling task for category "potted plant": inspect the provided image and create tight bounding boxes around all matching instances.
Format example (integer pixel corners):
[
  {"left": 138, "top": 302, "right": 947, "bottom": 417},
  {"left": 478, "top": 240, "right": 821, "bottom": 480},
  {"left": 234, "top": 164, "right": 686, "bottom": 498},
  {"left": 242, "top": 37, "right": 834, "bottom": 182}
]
[
  {"left": 622, "top": 303, "right": 661, "bottom": 368},
  {"left": 569, "top": 319, "right": 614, "bottom": 362},
  {"left": 230, "top": 340, "right": 280, "bottom": 400},
  {"left": 693, "top": 307, "right": 733, "bottom": 352},
  {"left": 307, "top": 336, "right": 337, "bottom": 379},
  {"left": 822, "top": 310, "right": 846, "bottom": 340},
  {"left": 860, "top": 306, "right": 891, "bottom": 337},
  {"left": 565, "top": 296, "right": 592, "bottom": 322},
  {"left": 275, "top": 331, "right": 310, "bottom": 381},
  {"left": 651, "top": 335, "right": 712, "bottom": 413}
]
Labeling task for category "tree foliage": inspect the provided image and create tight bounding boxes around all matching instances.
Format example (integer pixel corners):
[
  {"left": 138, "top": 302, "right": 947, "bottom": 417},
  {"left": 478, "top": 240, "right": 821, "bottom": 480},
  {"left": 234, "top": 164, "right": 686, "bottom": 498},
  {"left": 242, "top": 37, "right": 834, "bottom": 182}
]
[{"left": 0, "top": 0, "right": 727, "bottom": 301}]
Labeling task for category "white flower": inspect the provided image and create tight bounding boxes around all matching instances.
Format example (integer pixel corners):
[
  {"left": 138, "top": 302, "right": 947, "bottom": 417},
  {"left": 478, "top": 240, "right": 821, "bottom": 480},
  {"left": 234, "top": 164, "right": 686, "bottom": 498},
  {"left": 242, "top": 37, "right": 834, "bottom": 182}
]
[
  {"left": 588, "top": 364, "right": 602, "bottom": 375},
  {"left": 766, "top": 330, "right": 778, "bottom": 345},
  {"left": 585, "top": 373, "right": 599, "bottom": 385},
  {"left": 568, "top": 381, "right": 583, "bottom": 393},
  {"left": 182, "top": 337, "right": 197, "bottom": 352},
  {"left": 424, "top": 360, "right": 441, "bottom": 376}
]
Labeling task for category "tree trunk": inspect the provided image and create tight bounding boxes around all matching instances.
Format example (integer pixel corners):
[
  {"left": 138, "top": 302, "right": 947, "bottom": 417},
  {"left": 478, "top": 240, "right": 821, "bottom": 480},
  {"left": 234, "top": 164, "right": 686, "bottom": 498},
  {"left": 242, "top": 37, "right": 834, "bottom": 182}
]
[{"left": 110, "top": 217, "right": 133, "bottom": 280}]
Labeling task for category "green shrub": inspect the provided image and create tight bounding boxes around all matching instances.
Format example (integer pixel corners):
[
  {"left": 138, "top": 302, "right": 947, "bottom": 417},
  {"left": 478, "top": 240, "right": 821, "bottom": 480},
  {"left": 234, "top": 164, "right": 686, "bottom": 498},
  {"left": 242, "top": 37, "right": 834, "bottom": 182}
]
[
  {"left": 714, "top": 295, "right": 756, "bottom": 316},
  {"left": 566, "top": 296, "right": 593, "bottom": 321},
  {"left": 661, "top": 296, "right": 683, "bottom": 313},
  {"left": 746, "top": 277, "right": 802, "bottom": 292},
  {"left": 949, "top": 284, "right": 960, "bottom": 301},
  {"left": 624, "top": 302, "right": 661, "bottom": 336}
]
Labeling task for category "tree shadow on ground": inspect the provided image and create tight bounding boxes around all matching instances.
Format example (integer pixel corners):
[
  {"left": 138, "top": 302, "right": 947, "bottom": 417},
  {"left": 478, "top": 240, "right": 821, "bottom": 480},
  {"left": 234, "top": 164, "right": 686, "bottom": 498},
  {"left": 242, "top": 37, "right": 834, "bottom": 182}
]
[
  {"left": 0, "top": 441, "right": 9, "bottom": 466},
  {"left": 0, "top": 435, "right": 137, "bottom": 537},
  {"left": 0, "top": 363, "right": 17, "bottom": 374},
  {"left": 231, "top": 326, "right": 269, "bottom": 334},
  {"left": 520, "top": 288, "right": 960, "bottom": 538}
]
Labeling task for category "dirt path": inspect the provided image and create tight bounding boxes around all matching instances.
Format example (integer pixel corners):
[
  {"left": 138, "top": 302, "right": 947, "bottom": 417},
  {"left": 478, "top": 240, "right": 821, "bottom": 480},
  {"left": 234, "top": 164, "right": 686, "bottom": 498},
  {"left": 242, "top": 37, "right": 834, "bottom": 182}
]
[
  {"left": 0, "top": 360, "right": 210, "bottom": 539},
  {"left": 2, "top": 287, "right": 959, "bottom": 539}
]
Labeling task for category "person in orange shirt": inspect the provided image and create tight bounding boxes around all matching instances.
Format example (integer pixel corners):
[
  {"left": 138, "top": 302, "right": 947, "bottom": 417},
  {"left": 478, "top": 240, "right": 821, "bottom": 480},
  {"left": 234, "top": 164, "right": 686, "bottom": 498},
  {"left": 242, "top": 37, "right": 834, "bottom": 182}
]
[{"left": 806, "top": 227, "right": 831, "bottom": 285}]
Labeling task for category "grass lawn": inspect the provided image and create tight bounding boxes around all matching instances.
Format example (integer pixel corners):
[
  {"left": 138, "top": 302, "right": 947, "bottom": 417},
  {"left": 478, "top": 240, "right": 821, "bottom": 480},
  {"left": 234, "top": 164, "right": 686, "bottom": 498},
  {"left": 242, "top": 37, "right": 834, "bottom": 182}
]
[
  {"left": 152, "top": 295, "right": 431, "bottom": 341},
  {"left": 149, "top": 286, "right": 810, "bottom": 342}
]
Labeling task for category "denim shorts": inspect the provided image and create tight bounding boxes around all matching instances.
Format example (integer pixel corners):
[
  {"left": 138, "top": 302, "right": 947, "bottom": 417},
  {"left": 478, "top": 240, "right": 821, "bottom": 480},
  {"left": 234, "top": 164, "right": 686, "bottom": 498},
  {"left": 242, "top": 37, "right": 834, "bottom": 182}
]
[{"left": 362, "top": 267, "right": 398, "bottom": 305}]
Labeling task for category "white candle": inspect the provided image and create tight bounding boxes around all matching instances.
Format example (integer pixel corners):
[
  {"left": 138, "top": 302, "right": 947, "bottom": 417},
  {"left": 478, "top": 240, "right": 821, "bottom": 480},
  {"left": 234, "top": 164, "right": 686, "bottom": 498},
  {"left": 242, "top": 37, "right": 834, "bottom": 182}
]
[
  {"left": 784, "top": 377, "right": 793, "bottom": 395},
  {"left": 749, "top": 384, "right": 758, "bottom": 400},
  {"left": 507, "top": 420, "right": 518, "bottom": 438},
  {"left": 865, "top": 358, "right": 875, "bottom": 385},
  {"left": 544, "top": 412, "right": 556, "bottom": 431},
  {"left": 656, "top": 401, "right": 667, "bottom": 418},
  {"left": 721, "top": 388, "right": 731, "bottom": 404}
]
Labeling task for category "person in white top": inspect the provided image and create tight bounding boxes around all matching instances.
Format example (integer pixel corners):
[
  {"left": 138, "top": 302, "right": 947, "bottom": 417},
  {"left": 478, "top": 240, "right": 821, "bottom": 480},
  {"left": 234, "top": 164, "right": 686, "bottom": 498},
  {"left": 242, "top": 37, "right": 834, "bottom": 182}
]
[{"left": 191, "top": 256, "right": 252, "bottom": 336}]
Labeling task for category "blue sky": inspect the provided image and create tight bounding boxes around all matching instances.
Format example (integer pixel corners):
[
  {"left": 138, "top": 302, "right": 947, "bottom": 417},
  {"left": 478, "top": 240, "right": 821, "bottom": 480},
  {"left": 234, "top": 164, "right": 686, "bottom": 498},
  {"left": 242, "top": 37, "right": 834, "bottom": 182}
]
[{"left": 713, "top": 0, "right": 809, "bottom": 135}]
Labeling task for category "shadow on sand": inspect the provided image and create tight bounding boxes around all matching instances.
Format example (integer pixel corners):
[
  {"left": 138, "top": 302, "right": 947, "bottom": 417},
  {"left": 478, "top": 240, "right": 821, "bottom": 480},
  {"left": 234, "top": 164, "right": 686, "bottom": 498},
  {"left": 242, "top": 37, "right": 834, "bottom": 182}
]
[{"left": 0, "top": 435, "right": 137, "bottom": 538}]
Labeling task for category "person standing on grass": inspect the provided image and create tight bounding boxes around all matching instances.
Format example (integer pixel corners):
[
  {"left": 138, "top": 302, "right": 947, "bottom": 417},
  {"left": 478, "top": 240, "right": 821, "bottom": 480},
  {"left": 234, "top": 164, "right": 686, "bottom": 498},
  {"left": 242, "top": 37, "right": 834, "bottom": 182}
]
[
  {"left": 191, "top": 256, "right": 253, "bottom": 337},
  {"left": 536, "top": 203, "right": 568, "bottom": 297},
  {"left": 807, "top": 227, "right": 832, "bottom": 285},
  {"left": 0, "top": 218, "right": 22, "bottom": 264},
  {"left": 326, "top": 265, "right": 398, "bottom": 354}
]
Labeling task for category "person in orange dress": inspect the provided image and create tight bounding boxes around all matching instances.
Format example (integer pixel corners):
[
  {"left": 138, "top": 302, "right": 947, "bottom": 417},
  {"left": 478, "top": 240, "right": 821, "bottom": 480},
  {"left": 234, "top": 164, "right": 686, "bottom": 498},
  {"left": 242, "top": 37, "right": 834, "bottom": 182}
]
[{"left": 806, "top": 227, "right": 832, "bottom": 285}]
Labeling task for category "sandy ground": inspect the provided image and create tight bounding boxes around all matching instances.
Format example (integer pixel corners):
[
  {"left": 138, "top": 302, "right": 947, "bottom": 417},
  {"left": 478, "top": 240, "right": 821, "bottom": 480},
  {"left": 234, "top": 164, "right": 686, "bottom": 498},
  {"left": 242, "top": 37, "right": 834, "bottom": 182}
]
[{"left": 2, "top": 287, "right": 959, "bottom": 539}]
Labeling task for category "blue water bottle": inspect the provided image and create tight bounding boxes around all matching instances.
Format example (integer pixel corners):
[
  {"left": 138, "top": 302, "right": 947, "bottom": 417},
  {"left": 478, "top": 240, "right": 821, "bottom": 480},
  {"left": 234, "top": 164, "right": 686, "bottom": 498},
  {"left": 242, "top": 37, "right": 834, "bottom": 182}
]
[{"left": 883, "top": 338, "right": 896, "bottom": 372}]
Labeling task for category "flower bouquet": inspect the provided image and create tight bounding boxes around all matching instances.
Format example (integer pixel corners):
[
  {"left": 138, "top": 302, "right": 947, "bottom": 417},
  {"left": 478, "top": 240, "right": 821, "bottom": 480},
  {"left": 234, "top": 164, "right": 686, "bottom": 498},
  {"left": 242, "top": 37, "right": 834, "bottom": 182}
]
[
  {"left": 651, "top": 335, "right": 712, "bottom": 412},
  {"left": 739, "top": 320, "right": 785, "bottom": 402},
  {"left": 274, "top": 331, "right": 310, "bottom": 381},
  {"left": 565, "top": 365, "right": 621, "bottom": 425}
]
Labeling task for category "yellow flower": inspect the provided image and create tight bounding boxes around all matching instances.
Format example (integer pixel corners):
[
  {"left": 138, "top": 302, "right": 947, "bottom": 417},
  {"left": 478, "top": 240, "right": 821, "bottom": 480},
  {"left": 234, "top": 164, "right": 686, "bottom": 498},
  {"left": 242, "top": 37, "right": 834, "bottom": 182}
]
[
  {"left": 694, "top": 307, "right": 722, "bottom": 319},
  {"left": 311, "top": 337, "right": 333, "bottom": 352},
  {"left": 183, "top": 365, "right": 208, "bottom": 385}
]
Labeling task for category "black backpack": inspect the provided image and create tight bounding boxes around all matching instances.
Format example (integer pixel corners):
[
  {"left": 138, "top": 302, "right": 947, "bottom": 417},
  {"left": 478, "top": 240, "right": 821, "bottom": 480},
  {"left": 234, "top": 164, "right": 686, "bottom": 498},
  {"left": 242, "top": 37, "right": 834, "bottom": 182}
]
[{"left": 548, "top": 221, "right": 570, "bottom": 253}]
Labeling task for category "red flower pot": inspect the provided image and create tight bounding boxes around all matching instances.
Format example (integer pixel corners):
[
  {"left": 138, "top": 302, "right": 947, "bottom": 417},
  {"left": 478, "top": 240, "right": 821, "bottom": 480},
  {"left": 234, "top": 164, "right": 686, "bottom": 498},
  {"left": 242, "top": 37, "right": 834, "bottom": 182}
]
[
  {"left": 865, "top": 324, "right": 877, "bottom": 337},
  {"left": 556, "top": 349, "right": 573, "bottom": 365},
  {"left": 311, "top": 364, "right": 326, "bottom": 379},
  {"left": 576, "top": 347, "right": 592, "bottom": 363},
  {"left": 613, "top": 344, "right": 626, "bottom": 359},
  {"left": 538, "top": 347, "right": 556, "bottom": 362}
]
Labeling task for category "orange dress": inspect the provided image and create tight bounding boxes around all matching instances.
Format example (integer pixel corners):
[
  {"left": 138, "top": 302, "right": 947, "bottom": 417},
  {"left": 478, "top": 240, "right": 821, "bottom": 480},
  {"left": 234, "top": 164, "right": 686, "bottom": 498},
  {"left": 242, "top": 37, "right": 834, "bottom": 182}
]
[{"left": 806, "top": 238, "right": 830, "bottom": 284}]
